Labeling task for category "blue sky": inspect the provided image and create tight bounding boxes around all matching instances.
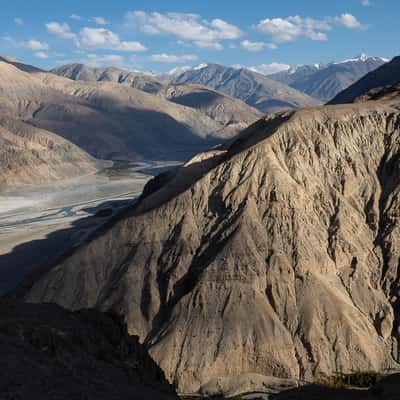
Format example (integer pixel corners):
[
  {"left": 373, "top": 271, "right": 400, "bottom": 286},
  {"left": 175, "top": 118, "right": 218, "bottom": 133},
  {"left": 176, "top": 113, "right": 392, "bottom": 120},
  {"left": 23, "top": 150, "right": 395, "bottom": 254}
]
[{"left": 0, "top": 0, "right": 398, "bottom": 73}]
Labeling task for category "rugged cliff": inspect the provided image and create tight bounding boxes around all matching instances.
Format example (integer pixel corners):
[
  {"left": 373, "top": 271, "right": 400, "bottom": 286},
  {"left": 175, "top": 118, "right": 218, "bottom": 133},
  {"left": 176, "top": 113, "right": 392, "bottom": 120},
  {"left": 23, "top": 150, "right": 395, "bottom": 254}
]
[{"left": 22, "top": 93, "right": 400, "bottom": 394}]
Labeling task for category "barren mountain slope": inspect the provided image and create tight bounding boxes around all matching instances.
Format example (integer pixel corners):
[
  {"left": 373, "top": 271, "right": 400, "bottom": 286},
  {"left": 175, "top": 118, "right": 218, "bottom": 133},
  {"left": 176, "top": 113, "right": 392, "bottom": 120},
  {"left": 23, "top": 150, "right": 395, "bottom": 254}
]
[
  {"left": 165, "top": 84, "right": 263, "bottom": 138},
  {"left": 0, "top": 300, "right": 178, "bottom": 400},
  {"left": 173, "top": 63, "right": 320, "bottom": 113},
  {"left": 0, "top": 57, "right": 252, "bottom": 164},
  {"left": 23, "top": 95, "right": 400, "bottom": 394},
  {"left": 330, "top": 56, "right": 400, "bottom": 104},
  {"left": 53, "top": 63, "right": 263, "bottom": 139},
  {"left": 0, "top": 117, "right": 98, "bottom": 190}
]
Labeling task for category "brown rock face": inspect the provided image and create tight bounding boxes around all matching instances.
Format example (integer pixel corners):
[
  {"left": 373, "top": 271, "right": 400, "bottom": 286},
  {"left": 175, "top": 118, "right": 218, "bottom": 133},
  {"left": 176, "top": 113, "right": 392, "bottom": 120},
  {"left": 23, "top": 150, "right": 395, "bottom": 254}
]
[{"left": 23, "top": 95, "right": 400, "bottom": 394}]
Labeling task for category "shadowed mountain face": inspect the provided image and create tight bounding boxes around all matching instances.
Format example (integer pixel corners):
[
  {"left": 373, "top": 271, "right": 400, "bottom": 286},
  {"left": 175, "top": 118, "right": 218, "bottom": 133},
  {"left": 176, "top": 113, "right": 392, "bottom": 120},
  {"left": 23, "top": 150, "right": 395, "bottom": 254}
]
[
  {"left": 0, "top": 300, "right": 178, "bottom": 400},
  {"left": 272, "top": 374, "right": 400, "bottom": 400},
  {"left": 268, "top": 55, "right": 387, "bottom": 103},
  {"left": 329, "top": 56, "right": 400, "bottom": 105},
  {"left": 22, "top": 82, "right": 400, "bottom": 395},
  {"left": 0, "top": 116, "right": 98, "bottom": 190},
  {"left": 172, "top": 63, "right": 320, "bottom": 113}
]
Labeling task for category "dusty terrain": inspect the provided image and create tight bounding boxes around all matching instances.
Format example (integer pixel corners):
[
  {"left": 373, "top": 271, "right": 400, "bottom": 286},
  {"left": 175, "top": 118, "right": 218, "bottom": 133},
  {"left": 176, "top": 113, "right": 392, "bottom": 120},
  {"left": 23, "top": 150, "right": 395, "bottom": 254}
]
[
  {"left": 0, "top": 162, "right": 180, "bottom": 295},
  {"left": 0, "top": 55, "right": 260, "bottom": 191},
  {"left": 20, "top": 74, "right": 400, "bottom": 397}
]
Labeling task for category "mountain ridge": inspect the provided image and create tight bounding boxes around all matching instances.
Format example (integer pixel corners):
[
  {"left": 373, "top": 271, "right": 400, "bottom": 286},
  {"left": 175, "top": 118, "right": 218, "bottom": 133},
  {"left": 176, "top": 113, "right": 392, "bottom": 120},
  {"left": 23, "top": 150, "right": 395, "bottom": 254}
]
[
  {"left": 267, "top": 54, "right": 387, "bottom": 102},
  {"left": 21, "top": 88, "right": 400, "bottom": 394},
  {"left": 172, "top": 63, "right": 320, "bottom": 113}
]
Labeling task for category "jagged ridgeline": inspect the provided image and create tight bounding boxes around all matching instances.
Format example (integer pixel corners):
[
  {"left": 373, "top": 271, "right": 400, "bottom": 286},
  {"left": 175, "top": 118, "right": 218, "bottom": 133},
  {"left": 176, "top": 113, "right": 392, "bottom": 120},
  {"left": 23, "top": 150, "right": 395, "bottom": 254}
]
[{"left": 20, "top": 58, "right": 400, "bottom": 395}]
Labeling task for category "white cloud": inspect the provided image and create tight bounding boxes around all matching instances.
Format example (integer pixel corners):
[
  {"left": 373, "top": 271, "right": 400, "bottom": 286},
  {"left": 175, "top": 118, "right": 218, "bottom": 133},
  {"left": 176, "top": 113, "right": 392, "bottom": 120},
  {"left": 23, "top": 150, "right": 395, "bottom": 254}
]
[
  {"left": 334, "top": 14, "right": 363, "bottom": 29},
  {"left": 248, "top": 62, "right": 290, "bottom": 75},
  {"left": 92, "top": 16, "right": 109, "bottom": 25},
  {"left": 255, "top": 16, "right": 330, "bottom": 44},
  {"left": 34, "top": 51, "right": 49, "bottom": 59},
  {"left": 86, "top": 54, "right": 126, "bottom": 68},
  {"left": 150, "top": 53, "right": 198, "bottom": 63},
  {"left": 14, "top": 18, "right": 24, "bottom": 25},
  {"left": 46, "top": 22, "right": 76, "bottom": 39},
  {"left": 126, "top": 11, "right": 242, "bottom": 50},
  {"left": 70, "top": 14, "right": 82, "bottom": 21},
  {"left": 232, "top": 63, "right": 290, "bottom": 75},
  {"left": 240, "top": 40, "right": 266, "bottom": 52},
  {"left": 361, "top": 0, "right": 371, "bottom": 6},
  {"left": 78, "top": 28, "right": 147, "bottom": 52},
  {"left": 255, "top": 14, "right": 364, "bottom": 46},
  {"left": 194, "top": 41, "right": 224, "bottom": 50},
  {"left": 23, "top": 39, "right": 49, "bottom": 51}
]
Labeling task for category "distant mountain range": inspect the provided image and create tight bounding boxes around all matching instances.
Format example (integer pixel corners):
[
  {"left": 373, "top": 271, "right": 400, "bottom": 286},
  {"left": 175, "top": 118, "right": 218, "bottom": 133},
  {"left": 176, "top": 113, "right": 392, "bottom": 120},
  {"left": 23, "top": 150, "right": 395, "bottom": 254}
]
[
  {"left": 267, "top": 54, "right": 387, "bottom": 103},
  {"left": 52, "top": 63, "right": 166, "bottom": 95},
  {"left": 165, "top": 54, "right": 387, "bottom": 105},
  {"left": 172, "top": 63, "right": 320, "bottom": 113},
  {"left": 0, "top": 55, "right": 262, "bottom": 189},
  {"left": 329, "top": 55, "right": 400, "bottom": 104}
]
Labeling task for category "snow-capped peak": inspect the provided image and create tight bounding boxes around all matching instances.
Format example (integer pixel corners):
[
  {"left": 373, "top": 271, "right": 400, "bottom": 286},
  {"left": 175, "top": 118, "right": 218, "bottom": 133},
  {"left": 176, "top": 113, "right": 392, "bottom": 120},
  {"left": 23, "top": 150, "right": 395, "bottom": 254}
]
[
  {"left": 166, "top": 66, "right": 192, "bottom": 76},
  {"left": 193, "top": 63, "right": 208, "bottom": 71},
  {"left": 334, "top": 53, "right": 388, "bottom": 65}
]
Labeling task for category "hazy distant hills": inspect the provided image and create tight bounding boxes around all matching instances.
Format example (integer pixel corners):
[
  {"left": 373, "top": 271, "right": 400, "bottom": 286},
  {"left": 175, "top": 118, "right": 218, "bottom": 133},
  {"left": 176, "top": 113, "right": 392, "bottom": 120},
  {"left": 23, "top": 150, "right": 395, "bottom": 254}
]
[
  {"left": 23, "top": 56, "right": 400, "bottom": 396},
  {"left": 268, "top": 54, "right": 387, "bottom": 103},
  {"left": 52, "top": 63, "right": 262, "bottom": 139},
  {"left": 0, "top": 55, "right": 262, "bottom": 188},
  {"left": 329, "top": 56, "right": 400, "bottom": 104},
  {"left": 172, "top": 63, "right": 320, "bottom": 113},
  {"left": 52, "top": 63, "right": 167, "bottom": 95}
]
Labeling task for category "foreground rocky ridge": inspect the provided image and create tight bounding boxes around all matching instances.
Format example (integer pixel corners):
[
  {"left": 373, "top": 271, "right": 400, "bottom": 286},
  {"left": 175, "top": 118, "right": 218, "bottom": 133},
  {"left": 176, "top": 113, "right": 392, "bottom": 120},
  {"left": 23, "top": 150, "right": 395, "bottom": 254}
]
[
  {"left": 22, "top": 88, "right": 400, "bottom": 394},
  {"left": 0, "top": 300, "right": 178, "bottom": 399}
]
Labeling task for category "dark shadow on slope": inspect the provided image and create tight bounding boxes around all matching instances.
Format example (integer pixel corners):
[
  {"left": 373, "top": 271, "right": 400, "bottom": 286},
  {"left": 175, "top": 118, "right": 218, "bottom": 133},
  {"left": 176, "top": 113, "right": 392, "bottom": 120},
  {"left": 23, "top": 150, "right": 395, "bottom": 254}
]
[
  {"left": 169, "top": 90, "right": 223, "bottom": 108},
  {"left": 0, "top": 300, "right": 178, "bottom": 400},
  {"left": 7, "top": 112, "right": 292, "bottom": 300},
  {"left": 0, "top": 198, "right": 135, "bottom": 297},
  {"left": 272, "top": 373, "right": 400, "bottom": 399}
]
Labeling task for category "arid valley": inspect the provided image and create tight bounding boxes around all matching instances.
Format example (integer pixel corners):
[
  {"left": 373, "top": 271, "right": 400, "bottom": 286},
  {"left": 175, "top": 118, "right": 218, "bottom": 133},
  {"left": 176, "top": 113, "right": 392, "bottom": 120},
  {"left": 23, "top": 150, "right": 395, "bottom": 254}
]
[{"left": 1, "top": 1, "right": 400, "bottom": 399}]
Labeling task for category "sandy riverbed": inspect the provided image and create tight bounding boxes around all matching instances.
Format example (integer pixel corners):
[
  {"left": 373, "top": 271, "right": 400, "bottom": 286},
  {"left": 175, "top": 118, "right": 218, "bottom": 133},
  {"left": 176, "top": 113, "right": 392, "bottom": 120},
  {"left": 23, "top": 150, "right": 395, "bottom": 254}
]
[{"left": 0, "top": 161, "right": 180, "bottom": 295}]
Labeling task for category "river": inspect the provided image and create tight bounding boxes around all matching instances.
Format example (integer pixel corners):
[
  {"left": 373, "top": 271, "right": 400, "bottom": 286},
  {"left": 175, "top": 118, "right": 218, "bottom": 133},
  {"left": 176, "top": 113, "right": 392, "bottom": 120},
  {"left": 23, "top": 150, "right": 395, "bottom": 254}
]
[{"left": 0, "top": 161, "right": 181, "bottom": 295}]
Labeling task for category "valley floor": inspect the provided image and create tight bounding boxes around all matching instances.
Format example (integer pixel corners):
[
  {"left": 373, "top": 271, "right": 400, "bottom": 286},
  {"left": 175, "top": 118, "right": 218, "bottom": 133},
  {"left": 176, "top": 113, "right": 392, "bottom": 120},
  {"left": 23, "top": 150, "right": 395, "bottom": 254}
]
[{"left": 0, "top": 161, "right": 181, "bottom": 295}]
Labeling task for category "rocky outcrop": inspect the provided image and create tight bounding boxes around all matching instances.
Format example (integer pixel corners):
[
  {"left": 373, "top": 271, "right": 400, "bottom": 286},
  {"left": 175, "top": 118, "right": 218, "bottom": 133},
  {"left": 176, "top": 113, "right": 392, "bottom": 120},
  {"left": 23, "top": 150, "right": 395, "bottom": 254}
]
[
  {"left": 22, "top": 94, "right": 400, "bottom": 394},
  {"left": 0, "top": 300, "right": 178, "bottom": 399}
]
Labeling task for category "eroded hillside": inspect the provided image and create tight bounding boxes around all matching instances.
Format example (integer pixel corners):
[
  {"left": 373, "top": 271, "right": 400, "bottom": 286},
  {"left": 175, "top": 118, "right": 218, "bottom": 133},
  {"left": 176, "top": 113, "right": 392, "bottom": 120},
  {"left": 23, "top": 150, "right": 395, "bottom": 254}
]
[{"left": 22, "top": 90, "right": 400, "bottom": 394}]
